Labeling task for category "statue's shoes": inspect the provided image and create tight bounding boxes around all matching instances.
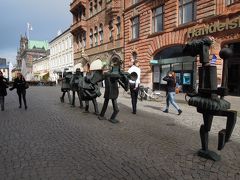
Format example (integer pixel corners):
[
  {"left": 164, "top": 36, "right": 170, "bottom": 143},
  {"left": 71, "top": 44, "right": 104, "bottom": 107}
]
[
  {"left": 98, "top": 116, "right": 107, "bottom": 120},
  {"left": 108, "top": 118, "right": 119, "bottom": 124}
]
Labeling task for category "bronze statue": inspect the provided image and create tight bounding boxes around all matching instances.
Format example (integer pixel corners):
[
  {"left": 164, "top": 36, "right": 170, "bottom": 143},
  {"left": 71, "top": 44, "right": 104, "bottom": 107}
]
[
  {"left": 60, "top": 70, "right": 72, "bottom": 104},
  {"left": 184, "top": 37, "right": 237, "bottom": 161},
  {"left": 78, "top": 62, "right": 102, "bottom": 114},
  {"left": 70, "top": 67, "right": 84, "bottom": 108},
  {"left": 98, "top": 58, "right": 129, "bottom": 123}
]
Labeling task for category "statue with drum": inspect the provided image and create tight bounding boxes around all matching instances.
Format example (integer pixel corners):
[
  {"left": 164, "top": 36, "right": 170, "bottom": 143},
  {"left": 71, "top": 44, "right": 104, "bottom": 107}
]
[{"left": 184, "top": 36, "right": 237, "bottom": 161}]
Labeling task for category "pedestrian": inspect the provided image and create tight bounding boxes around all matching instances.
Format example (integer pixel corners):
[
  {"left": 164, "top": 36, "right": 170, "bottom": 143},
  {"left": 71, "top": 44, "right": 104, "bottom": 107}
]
[
  {"left": 128, "top": 60, "right": 141, "bottom": 114},
  {"left": 163, "top": 71, "right": 182, "bottom": 115},
  {"left": 0, "top": 71, "right": 9, "bottom": 111},
  {"left": 10, "top": 72, "right": 28, "bottom": 110}
]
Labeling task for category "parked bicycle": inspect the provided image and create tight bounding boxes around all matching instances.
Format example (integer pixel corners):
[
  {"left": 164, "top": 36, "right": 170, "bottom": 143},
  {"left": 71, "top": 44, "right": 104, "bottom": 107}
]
[{"left": 138, "top": 85, "right": 164, "bottom": 102}]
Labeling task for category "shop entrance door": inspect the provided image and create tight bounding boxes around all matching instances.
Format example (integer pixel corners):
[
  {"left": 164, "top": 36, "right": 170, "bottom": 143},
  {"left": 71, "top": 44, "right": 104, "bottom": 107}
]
[{"left": 227, "top": 42, "right": 240, "bottom": 96}]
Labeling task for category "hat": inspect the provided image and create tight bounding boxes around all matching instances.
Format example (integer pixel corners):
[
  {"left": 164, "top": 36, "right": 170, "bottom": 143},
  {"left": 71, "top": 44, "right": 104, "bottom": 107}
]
[{"left": 74, "top": 63, "right": 84, "bottom": 72}]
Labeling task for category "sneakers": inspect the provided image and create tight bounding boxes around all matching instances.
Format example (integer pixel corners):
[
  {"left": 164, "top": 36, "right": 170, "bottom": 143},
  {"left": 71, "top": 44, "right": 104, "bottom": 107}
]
[
  {"left": 178, "top": 109, "right": 182, "bottom": 115},
  {"left": 163, "top": 109, "right": 168, "bottom": 113}
]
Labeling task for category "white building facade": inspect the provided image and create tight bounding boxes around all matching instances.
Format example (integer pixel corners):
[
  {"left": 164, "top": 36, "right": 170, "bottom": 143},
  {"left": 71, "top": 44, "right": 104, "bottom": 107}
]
[
  {"left": 49, "top": 28, "right": 74, "bottom": 82},
  {"left": 32, "top": 56, "right": 50, "bottom": 81}
]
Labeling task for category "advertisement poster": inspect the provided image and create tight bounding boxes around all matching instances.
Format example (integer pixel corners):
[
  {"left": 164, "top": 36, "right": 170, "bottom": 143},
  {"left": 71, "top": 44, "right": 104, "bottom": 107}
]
[{"left": 183, "top": 73, "right": 191, "bottom": 84}]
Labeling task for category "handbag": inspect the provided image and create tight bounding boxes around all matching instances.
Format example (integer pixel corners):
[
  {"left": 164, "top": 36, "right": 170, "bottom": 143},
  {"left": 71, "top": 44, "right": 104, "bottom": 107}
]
[
  {"left": 25, "top": 83, "right": 29, "bottom": 89},
  {"left": 175, "top": 87, "right": 179, "bottom": 94}
]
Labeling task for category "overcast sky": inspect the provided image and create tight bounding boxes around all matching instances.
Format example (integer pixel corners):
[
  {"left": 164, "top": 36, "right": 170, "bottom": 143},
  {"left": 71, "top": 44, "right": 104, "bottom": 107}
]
[{"left": 0, "top": 0, "right": 72, "bottom": 64}]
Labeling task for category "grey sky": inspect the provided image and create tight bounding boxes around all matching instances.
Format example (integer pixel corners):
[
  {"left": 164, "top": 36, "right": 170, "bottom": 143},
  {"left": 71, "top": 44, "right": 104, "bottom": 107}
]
[{"left": 0, "top": 0, "right": 72, "bottom": 64}]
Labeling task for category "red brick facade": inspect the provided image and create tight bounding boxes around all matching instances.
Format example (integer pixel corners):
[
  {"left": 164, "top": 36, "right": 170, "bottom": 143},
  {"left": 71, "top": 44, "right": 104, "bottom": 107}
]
[
  {"left": 124, "top": 0, "right": 240, "bottom": 95},
  {"left": 70, "top": 0, "right": 125, "bottom": 67}
]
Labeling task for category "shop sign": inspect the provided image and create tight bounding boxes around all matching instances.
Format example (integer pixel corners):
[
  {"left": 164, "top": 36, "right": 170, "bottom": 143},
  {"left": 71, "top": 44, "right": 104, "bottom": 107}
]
[
  {"left": 150, "top": 60, "right": 159, "bottom": 64},
  {"left": 187, "top": 16, "right": 240, "bottom": 38}
]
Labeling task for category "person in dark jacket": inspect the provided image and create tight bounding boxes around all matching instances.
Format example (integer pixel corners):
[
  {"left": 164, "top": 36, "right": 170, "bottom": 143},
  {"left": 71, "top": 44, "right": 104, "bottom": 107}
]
[
  {"left": 163, "top": 71, "right": 182, "bottom": 115},
  {"left": 0, "top": 71, "right": 8, "bottom": 111},
  {"left": 10, "top": 72, "right": 28, "bottom": 109}
]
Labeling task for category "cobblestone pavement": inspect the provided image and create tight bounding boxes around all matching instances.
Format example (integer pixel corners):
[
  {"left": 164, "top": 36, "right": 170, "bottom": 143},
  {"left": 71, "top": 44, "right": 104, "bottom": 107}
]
[{"left": 0, "top": 86, "right": 239, "bottom": 180}]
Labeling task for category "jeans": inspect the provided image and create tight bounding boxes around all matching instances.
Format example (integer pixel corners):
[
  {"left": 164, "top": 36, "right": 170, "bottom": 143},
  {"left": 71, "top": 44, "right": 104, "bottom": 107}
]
[
  {"left": 0, "top": 96, "right": 4, "bottom": 110},
  {"left": 165, "top": 92, "right": 180, "bottom": 111},
  {"left": 17, "top": 90, "right": 27, "bottom": 108},
  {"left": 130, "top": 84, "right": 139, "bottom": 113}
]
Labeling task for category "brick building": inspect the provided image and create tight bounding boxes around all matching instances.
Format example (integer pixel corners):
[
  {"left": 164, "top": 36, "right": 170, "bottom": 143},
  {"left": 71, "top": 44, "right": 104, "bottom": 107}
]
[
  {"left": 124, "top": 0, "right": 240, "bottom": 95},
  {"left": 70, "top": 0, "right": 124, "bottom": 69}
]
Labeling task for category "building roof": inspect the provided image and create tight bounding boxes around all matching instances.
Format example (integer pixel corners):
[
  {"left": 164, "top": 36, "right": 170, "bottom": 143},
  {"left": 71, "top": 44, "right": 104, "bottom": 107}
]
[{"left": 28, "top": 40, "right": 49, "bottom": 50}]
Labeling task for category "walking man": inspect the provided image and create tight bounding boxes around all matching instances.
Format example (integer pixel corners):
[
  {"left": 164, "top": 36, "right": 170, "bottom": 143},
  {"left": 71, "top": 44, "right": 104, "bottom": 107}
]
[{"left": 128, "top": 60, "right": 141, "bottom": 114}]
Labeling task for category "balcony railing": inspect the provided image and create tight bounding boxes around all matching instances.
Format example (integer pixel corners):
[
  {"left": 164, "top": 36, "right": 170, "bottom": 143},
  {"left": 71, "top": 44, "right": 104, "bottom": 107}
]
[
  {"left": 70, "top": 0, "right": 86, "bottom": 12},
  {"left": 70, "top": 19, "right": 87, "bottom": 33}
]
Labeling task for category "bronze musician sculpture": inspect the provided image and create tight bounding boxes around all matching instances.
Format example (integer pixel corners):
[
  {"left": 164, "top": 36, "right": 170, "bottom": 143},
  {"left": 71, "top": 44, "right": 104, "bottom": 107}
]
[{"left": 184, "top": 37, "right": 237, "bottom": 161}]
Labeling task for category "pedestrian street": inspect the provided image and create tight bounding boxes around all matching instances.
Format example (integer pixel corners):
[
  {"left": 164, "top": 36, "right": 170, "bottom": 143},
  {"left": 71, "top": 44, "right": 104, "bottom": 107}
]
[{"left": 0, "top": 86, "right": 239, "bottom": 180}]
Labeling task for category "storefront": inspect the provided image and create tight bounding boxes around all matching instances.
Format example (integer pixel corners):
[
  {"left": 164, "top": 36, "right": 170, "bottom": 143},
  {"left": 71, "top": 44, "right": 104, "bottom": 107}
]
[
  {"left": 151, "top": 45, "right": 196, "bottom": 92},
  {"left": 225, "top": 42, "right": 240, "bottom": 96}
]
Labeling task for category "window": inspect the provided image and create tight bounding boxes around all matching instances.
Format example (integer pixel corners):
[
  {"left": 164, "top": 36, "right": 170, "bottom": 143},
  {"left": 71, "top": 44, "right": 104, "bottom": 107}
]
[
  {"left": 94, "top": 1, "right": 97, "bottom": 14},
  {"left": 82, "top": 31, "right": 86, "bottom": 48},
  {"left": 133, "top": 0, "right": 139, "bottom": 4},
  {"left": 99, "top": 24, "right": 103, "bottom": 44},
  {"left": 94, "top": 26, "right": 98, "bottom": 46},
  {"left": 99, "top": 0, "right": 102, "bottom": 11},
  {"left": 116, "top": 16, "right": 121, "bottom": 38},
  {"left": 90, "top": 2, "right": 93, "bottom": 17},
  {"left": 226, "top": 0, "right": 237, "bottom": 5},
  {"left": 109, "top": 20, "right": 113, "bottom": 41},
  {"left": 78, "top": 33, "right": 81, "bottom": 49},
  {"left": 179, "top": 0, "right": 196, "bottom": 25},
  {"left": 132, "top": 52, "right": 137, "bottom": 61},
  {"left": 90, "top": 29, "right": 93, "bottom": 47},
  {"left": 131, "top": 16, "right": 139, "bottom": 39},
  {"left": 152, "top": 6, "right": 164, "bottom": 33}
]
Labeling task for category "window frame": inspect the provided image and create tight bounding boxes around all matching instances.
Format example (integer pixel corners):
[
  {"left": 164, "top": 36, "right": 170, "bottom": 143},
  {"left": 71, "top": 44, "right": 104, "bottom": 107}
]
[
  {"left": 131, "top": 16, "right": 140, "bottom": 40},
  {"left": 90, "top": 29, "right": 93, "bottom": 47},
  {"left": 99, "top": 24, "right": 103, "bottom": 44},
  {"left": 152, "top": 6, "right": 164, "bottom": 33},
  {"left": 178, "top": 0, "right": 196, "bottom": 25},
  {"left": 226, "top": 0, "right": 236, "bottom": 6},
  {"left": 109, "top": 20, "right": 113, "bottom": 41},
  {"left": 94, "top": 26, "right": 98, "bottom": 46},
  {"left": 116, "top": 16, "right": 121, "bottom": 39}
]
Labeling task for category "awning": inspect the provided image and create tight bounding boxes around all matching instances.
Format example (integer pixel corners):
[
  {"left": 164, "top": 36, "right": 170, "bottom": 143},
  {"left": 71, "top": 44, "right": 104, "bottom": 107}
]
[{"left": 150, "top": 56, "right": 195, "bottom": 65}]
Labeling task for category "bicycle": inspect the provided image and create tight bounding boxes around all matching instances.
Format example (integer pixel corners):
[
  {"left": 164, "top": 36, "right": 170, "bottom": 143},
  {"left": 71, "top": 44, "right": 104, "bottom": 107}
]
[{"left": 138, "top": 85, "right": 164, "bottom": 102}]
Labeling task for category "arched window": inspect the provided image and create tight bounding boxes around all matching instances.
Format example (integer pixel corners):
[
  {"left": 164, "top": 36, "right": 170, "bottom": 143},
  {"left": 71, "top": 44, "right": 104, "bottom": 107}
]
[
  {"left": 90, "top": 29, "right": 93, "bottom": 47},
  {"left": 82, "top": 31, "right": 86, "bottom": 48},
  {"left": 109, "top": 20, "right": 113, "bottom": 41},
  {"left": 94, "top": 26, "right": 98, "bottom": 46},
  {"left": 116, "top": 16, "right": 121, "bottom": 38},
  {"left": 99, "top": 0, "right": 102, "bottom": 11},
  {"left": 89, "top": 2, "right": 93, "bottom": 17},
  {"left": 132, "top": 52, "right": 137, "bottom": 61},
  {"left": 99, "top": 24, "right": 103, "bottom": 44}
]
